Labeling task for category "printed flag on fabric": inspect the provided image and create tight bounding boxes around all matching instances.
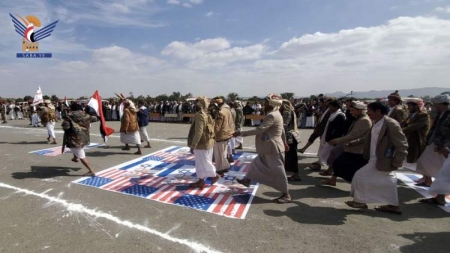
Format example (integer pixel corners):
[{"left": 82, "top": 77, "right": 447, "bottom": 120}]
[
  {"left": 29, "top": 143, "right": 105, "bottom": 156},
  {"left": 73, "top": 146, "right": 259, "bottom": 219},
  {"left": 397, "top": 172, "right": 450, "bottom": 212},
  {"left": 87, "top": 90, "right": 114, "bottom": 142}
]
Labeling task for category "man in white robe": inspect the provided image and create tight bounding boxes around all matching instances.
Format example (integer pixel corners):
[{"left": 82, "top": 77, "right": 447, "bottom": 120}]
[
  {"left": 40, "top": 100, "right": 57, "bottom": 144},
  {"left": 420, "top": 147, "right": 450, "bottom": 206},
  {"left": 415, "top": 94, "right": 450, "bottom": 187},
  {"left": 211, "top": 97, "right": 234, "bottom": 177},
  {"left": 345, "top": 102, "right": 408, "bottom": 215},
  {"left": 187, "top": 97, "right": 219, "bottom": 188},
  {"left": 9, "top": 102, "right": 16, "bottom": 120}
]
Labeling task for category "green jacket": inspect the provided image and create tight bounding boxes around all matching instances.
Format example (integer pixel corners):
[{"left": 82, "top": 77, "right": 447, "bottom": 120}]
[
  {"left": 188, "top": 110, "right": 215, "bottom": 150},
  {"left": 61, "top": 111, "right": 98, "bottom": 148}
]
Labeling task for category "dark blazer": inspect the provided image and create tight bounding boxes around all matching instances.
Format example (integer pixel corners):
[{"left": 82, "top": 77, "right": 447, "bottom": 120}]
[
  {"left": 324, "top": 113, "right": 346, "bottom": 142},
  {"left": 137, "top": 107, "right": 149, "bottom": 127}
]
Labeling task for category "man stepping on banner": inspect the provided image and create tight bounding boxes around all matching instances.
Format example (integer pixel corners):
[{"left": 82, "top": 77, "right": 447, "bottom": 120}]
[{"left": 61, "top": 110, "right": 100, "bottom": 176}]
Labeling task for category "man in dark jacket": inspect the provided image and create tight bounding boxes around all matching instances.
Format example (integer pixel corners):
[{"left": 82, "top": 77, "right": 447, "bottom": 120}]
[
  {"left": 242, "top": 102, "right": 254, "bottom": 126},
  {"left": 137, "top": 101, "right": 151, "bottom": 148}
]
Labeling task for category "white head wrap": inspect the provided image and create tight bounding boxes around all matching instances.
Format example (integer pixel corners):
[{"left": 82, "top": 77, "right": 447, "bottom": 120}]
[
  {"left": 431, "top": 94, "right": 450, "bottom": 104},
  {"left": 265, "top": 94, "right": 283, "bottom": 111},
  {"left": 350, "top": 101, "right": 367, "bottom": 110}
]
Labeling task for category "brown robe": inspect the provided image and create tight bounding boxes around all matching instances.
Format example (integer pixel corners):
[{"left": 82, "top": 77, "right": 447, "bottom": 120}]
[{"left": 401, "top": 111, "right": 430, "bottom": 163}]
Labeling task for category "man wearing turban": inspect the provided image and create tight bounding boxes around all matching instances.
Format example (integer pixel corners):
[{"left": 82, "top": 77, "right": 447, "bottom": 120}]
[
  {"left": 387, "top": 90, "right": 407, "bottom": 124},
  {"left": 187, "top": 97, "right": 219, "bottom": 188},
  {"left": 401, "top": 98, "right": 430, "bottom": 164},
  {"left": 415, "top": 94, "right": 450, "bottom": 187},
  {"left": 234, "top": 94, "right": 291, "bottom": 203}
]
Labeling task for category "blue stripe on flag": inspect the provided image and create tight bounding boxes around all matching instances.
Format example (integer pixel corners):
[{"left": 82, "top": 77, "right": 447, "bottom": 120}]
[
  {"left": 78, "top": 176, "right": 113, "bottom": 187},
  {"left": 143, "top": 156, "right": 164, "bottom": 162},
  {"left": 157, "top": 164, "right": 185, "bottom": 177},
  {"left": 120, "top": 154, "right": 171, "bottom": 170},
  {"left": 165, "top": 146, "right": 181, "bottom": 153},
  {"left": 120, "top": 159, "right": 149, "bottom": 170},
  {"left": 175, "top": 160, "right": 195, "bottom": 166},
  {"left": 31, "top": 150, "right": 55, "bottom": 156},
  {"left": 173, "top": 194, "right": 215, "bottom": 211},
  {"left": 228, "top": 165, "right": 242, "bottom": 172},
  {"left": 152, "top": 162, "right": 171, "bottom": 170},
  {"left": 121, "top": 184, "right": 159, "bottom": 197},
  {"left": 233, "top": 152, "right": 243, "bottom": 160}
]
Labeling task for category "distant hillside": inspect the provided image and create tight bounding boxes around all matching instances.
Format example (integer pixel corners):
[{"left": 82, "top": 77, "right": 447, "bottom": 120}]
[{"left": 324, "top": 87, "right": 450, "bottom": 99}]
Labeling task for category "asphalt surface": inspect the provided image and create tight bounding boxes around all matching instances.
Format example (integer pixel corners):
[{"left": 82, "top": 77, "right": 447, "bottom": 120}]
[{"left": 0, "top": 119, "right": 449, "bottom": 253}]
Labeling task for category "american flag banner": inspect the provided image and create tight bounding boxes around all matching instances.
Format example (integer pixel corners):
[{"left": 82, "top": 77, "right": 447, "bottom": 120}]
[
  {"left": 72, "top": 146, "right": 259, "bottom": 219},
  {"left": 29, "top": 143, "right": 105, "bottom": 156}
]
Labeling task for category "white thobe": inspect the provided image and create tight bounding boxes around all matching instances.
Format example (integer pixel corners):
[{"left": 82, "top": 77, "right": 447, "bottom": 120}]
[
  {"left": 351, "top": 118, "right": 399, "bottom": 206},
  {"left": 318, "top": 110, "right": 343, "bottom": 164},
  {"left": 429, "top": 156, "right": 450, "bottom": 195},
  {"left": 194, "top": 148, "right": 216, "bottom": 179}
]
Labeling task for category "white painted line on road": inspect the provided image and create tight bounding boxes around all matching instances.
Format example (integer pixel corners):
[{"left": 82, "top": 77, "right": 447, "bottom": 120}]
[{"left": 0, "top": 182, "right": 223, "bottom": 253}]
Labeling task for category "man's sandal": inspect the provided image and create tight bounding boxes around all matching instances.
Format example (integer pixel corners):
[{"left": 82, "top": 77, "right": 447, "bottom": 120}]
[
  {"left": 236, "top": 178, "right": 250, "bottom": 187},
  {"left": 374, "top": 205, "right": 402, "bottom": 215},
  {"left": 320, "top": 179, "right": 336, "bottom": 186},
  {"left": 345, "top": 201, "right": 368, "bottom": 209},
  {"left": 189, "top": 181, "right": 205, "bottom": 189},
  {"left": 319, "top": 170, "right": 333, "bottom": 176},
  {"left": 287, "top": 176, "right": 301, "bottom": 182},
  {"left": 419, "top": 198, "right": 446, "bottom": 206},
  {"left": 272, "top": 197, "right": 292, "bottom": 204}
]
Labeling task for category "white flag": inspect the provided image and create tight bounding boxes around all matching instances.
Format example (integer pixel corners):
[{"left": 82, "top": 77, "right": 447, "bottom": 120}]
[{"left": 32, "top": 86, "right": 43, "bottom": 106}]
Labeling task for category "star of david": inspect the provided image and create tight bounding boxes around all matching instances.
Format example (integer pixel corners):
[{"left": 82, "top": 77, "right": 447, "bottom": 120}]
[{"left": 178, "top": 169, "right": 191, "bottom": 175}]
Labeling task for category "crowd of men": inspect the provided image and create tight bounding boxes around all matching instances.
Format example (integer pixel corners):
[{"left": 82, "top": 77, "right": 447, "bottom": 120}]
[
  {"left": 1, "top": 90, "right": 448, "bottom": 213},
  {"left": 187, "top": 91, "right": 449, "bottom": 210}
]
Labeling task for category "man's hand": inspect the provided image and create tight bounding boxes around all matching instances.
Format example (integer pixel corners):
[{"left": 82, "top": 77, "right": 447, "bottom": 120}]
[
  {"left": 328, "top": 139, "right": 337, "bottom": 146},
  {"left": 284, "top": 142, "right": 290, "bottom": 151},
  {"left": 233, "top": 131, "right": 241, "bottom": 137},
  {"left": 438, "top": 147, "right": 450, "bottom": 158}
]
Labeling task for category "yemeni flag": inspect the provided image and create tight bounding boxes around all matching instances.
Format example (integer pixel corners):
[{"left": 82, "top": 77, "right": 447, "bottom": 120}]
[{"left": 87, "top": 90, "right": 114, "bottom": 142}]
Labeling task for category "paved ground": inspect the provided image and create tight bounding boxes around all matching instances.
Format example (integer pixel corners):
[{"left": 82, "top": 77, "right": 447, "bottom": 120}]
[{"left": 0, "top": 120, "right": 449, "bottom": 253}]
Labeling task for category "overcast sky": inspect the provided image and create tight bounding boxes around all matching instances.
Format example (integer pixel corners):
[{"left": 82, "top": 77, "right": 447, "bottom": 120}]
[{"left": 1, "top": 0, "right": 450, "bottom": 98}]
